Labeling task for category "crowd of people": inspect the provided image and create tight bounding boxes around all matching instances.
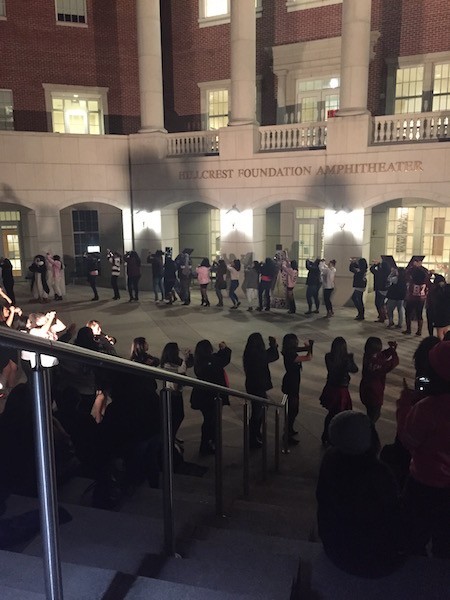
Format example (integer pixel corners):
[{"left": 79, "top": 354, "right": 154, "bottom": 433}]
[{"left": 0, "top": 251, "right": 448, "bottom": 576}]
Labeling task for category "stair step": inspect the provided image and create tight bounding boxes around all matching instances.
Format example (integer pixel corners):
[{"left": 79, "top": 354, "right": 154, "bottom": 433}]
[
  {"left": 156, "top": 551, "right": 299, "bottom": 599},
  {"left": 125, "top": 575, "right": 259, "bottom": 600},
  {"left": 309, "top": 551, "right": 450, "bottom": 600},
  {"left": 0, "top": 549, "right": 115, "bottom": 599}
]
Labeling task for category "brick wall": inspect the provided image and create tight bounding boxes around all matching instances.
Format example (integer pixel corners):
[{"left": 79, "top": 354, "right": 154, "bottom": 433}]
[{"left": 0, "top": 0, "right": 140, "bottom": 134}]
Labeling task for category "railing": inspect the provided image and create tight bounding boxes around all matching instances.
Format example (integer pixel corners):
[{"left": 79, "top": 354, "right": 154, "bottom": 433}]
[
  {"left": 0, "top": 327, "right": 287, "bottom": 600},
  {"left": 372, "top": 111, "right": 450, "bottom": 144},
  {"left": 167, "top": 131, "right": 219, "bottom": 156},
  {"left": 259, "top": 122, "right": 327, "bottom": 151}
]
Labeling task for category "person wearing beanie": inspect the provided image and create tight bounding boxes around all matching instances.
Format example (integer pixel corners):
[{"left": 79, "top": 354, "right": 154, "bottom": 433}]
[
  {"left": 397, "top": 340, "right": 450, "bottom": 558},
  {"left": 316, "top": 411, "right": 406, "bottom": 578}
]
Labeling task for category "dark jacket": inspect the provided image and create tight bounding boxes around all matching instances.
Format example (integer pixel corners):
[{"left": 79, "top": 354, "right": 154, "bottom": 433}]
[
  {"left": 325, "top": 352, "right": 358, "bottom": 388},
  {"left": 370, "top": 262, "right": 390, "bottom": 291},
  {"left": 349, "top": 260, "right": 367, "bottom": 289},
  {"left": 190, "top": 347, "right": 231, "bottom": 409},
  {"left": 244, "top": 345, "right": 279, "bottom": 396},
  {"left": 282, "top": 350, "right": 302, "bottom": 395},
  {"left": 386, "top": 274, "right": 407, "bottom": 301}
]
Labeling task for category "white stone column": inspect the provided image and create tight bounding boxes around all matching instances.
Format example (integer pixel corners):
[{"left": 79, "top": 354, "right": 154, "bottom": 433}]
[
  {"left": 136, "top": 0, "right": 166, "bottom": 132},
  {"left": 337, "top": 0, "right": 372, "bottom": 116},
  {"left": 229, "top": 0, "right": 257, "bottom": 126},
  {"left": 276, "top": 70, "right": 288, "bottom": 123}
]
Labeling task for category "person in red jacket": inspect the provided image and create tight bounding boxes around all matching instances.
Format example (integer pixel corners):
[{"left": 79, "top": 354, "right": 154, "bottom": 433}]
[
  {"left": 359, "top": 337, "right": 399, "bottom": 423},
  {"left": 397, "top": 340, "right": 450, "bottom": 558}
]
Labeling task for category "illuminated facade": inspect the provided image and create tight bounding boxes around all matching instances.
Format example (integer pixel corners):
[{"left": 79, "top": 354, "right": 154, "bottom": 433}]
[{"left": 0, "top": 0, "right": 449, "bottom": 301}]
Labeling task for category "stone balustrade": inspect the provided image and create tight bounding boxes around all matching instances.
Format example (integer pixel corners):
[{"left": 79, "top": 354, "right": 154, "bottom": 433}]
[
  {"left": 167, "top": 131, "right": 219, "bottom": 156},
  {"left": 259, "top": 122, "right": 327, "bottom": 151},
  {"left": 373, "top": 112, "right": 449, "bottom": 144}
]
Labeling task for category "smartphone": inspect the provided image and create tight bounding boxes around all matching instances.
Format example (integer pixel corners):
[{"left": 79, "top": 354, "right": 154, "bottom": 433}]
[{"left": 415, "top": 376, "right": 430, "bottom": 392}]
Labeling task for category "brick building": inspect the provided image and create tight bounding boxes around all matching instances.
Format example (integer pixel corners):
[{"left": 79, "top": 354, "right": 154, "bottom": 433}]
[{"left": 0, "top": 0, "right": 449, "bottom": 300}]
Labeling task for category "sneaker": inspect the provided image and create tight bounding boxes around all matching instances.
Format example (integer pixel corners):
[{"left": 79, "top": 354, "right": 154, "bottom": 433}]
[
  {"left": 247, "top": 307, "right": 253, "bottom": 312},
  {"left": 402, "top": 330, "right": 411, "bottom": 335},
  {"left": 256, "top": 307, "right": 262, "bottom": 312},
  {"left": 386, "top": 323, "right": 394, "bottom": 328},
  {"left": 304, "top": 310, "right": 313, "bottom": 315},
  {"left": 395, "top": 324, "right": 402, "bottom": 329},
  {"left": 236, "top": 302, "right": 241, "bottom": 308},
  {"left": 264, "top": 307, "right": 270, "bottom": 312},
  {"left": 314, "top": 309, "right": 319, "bottom": 314}
]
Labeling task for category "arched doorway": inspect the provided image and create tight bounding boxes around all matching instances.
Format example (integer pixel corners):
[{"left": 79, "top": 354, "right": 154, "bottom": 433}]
[
  {"left": 178, "top": 202, "right": 220, "bottom": 263},
  {"left": 0, "top": 203, "right": 34, "bottom": 277}
]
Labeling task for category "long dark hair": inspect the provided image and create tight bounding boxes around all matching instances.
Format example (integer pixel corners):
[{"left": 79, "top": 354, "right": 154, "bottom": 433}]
[
  {"left": 328, "top": 336, "right": 349, "bottom": 366},
  {"left": 200, "top": 258, "right": 210, "bottom": 268},
  {"left": 413, "top": 336, "right": 440, "bottom": 379},
  {"left": 282, "top": 333, "right": 298, "bottom": 356},
  {"left": 130, "top": 336, "right": 148, "bottom": 363},
  {"left": 233, "top": 259, "right": 241, "bottom": 272},
  {"left": 194, "top": 339, "right": 213, "bottom": 374},
  {"left": 364, "top": 336, "right": 382, "bottom": 357},
  {"left": 161, "top": 342, "right": 182, "bottom": 367},
  {"left": 75, "top": 326, "right": 98, "bottom": 351},
  {"left": 243, "top": 332, "right": 266, "bottom": 370}
]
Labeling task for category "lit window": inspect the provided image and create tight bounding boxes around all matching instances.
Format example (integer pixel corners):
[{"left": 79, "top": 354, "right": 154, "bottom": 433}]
[
  {"left": 287, "top": 0, "right": 342, "bottom": 12},
  {"left": 432, "top": 63, "right": 450, "bottom": 112},
  {"left": 0, "top": 89, "right": 14, "bottom": 131},
  {"left": 296, "top": 77, "right": 340, "bottom": 123},
  {"left": 422, "top": 207, "right": 450, "bottom": 276},
  {"left": 72, "top": 210, "right": 100, "bottom": 275},
  {"left": 46, "top": 90, "right": 106, "bottom": 135},
  {"left": 386, "top": 207, "right": 416, "bottom": 265},
  {"left": 0, "top": 1, "right": 6, "bottom": 18},
  {"left": 56, "top": 0, "right": 87, "bottom": 25},
  {"left": 207, "top": 89, "right": 229, "bottom": 130},
  {"left": 394, "top": 66, "right": 424, "bottom": 114},
  {"left": 200, "top": 0, "right": 261, "bottom": 26}
]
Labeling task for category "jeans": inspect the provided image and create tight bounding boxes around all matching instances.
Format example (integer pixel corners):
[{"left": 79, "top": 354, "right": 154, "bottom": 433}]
[
  {"left": 375, "top": 290, "right": 387, "bottom": 319},
  {"left": 127, "top": 275, "right": 140, "bottom": 300},
  {"left": 87, "top": 274, "right": 98, "bottom": 299},
  {"left": 286, "top": 287, "right": 296, "bottom": 313},
  {"left": 323, "top": 288, "right": 334, "bottom": 313},
  {"left": 229, "top": 279, "right": 239, "bottom": 305},
  {"left": 246, "top": 288, "right": 257, "bottom": 309},
  {"left": 306, "top": 284, "right": 320, "bottom": 311},
  {"left": 386, "top": 299, "right": 404, "bottom": 326},
  {"left": 179, "top": 276, "right": 191, "bottom": 304},
  {"left": 111, "top": 275, "right": 120, "bottom": 299},
  {"left": 258, "top": 281, "right": 271, "bottom": 310},
  {"left": 352, "top": 289, "right": 364, "bottom": 317},
  {"left": 153, "top": 275, "right": 164, "bottom": 300}
]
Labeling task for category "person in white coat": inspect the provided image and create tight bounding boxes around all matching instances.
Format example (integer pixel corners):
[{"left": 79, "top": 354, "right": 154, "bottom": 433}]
[{"left": 320, "top": 259, "right": 337, "bottom": 318}]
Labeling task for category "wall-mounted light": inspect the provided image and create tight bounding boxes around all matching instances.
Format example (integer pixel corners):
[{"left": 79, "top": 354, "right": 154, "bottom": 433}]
[
  {"left": 135, "top": 210, "right": 161, "bottom": 234},
  {"left": 221, "top": 206, "right": 253, "bottom": 238},
  {"left": 226, "top": 204, "right": 241, "bottom": 230}
]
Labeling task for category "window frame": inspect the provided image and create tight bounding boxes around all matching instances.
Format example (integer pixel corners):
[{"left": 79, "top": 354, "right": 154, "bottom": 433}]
[
  {"left": 199, "top": 0, "right": 262, "bottom": 28},
  {"left": 432, "top": 62, "right": 450, "bottom": 112},
  {"left": 55, "top": 0, "right": 88, "bottom": 27},
  {"left": 42, "top": 84, "right": 109, "bottom": 135},
  {"left": 286, "top": 0, "right": 342, "bottom": 13},
  {"left": 295, "top": 77, "right": 340, "bottom": 123},
  {"left": 198, "top": 80, "right": 230, "bottom": 130},
  {"left": 0, "top": 89, "right": 14, "bottom": 131},
  {"left": 0, "top": 1, "right": 6, "bottom": 19}
]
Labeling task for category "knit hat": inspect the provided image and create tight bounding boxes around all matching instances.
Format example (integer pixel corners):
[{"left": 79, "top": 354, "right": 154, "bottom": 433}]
[
  {"left": 328, "top": 411, "right": 372, "bottom": 455},
  {"left": 429, "top": 341, "right": 450, "bottom": 382}
]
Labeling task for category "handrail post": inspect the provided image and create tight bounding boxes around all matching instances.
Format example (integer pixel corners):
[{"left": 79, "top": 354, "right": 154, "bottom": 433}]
[
  {"left": 243, "top": 402, "right": 250, "bottom": 498},
  {"left": 262, "top": 405, "right": 267, "bottom": 481},
  {"left": 160, "top": 388, "right": 176, "bottom": 556},
  {"left": 31, "top": 355, "right": 64, "bottom": 600},
  {"left": 274, "top": 408, "right": 280, "bottom": 473},
  {"left": 282, "top": 397, "right": 290, "bottom": 454},
  {"left": 214, "top": 394, "right": 224, "bottom": 516}
]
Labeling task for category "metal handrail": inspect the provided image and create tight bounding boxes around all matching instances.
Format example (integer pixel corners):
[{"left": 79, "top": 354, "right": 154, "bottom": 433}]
[{"left": 0, "top": 328, "right": 287, "bottom": 600}]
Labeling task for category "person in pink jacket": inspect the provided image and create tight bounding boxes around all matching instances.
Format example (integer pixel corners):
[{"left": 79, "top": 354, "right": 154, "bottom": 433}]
[
  {"left": 196, "top": 258, "right": 211, "bottom": 307},
  {"left": 397, "top": 340, "right": 450, "bottom": 558}
]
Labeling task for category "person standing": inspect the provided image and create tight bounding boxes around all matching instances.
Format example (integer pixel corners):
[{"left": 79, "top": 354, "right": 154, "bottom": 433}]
[
  {"left": 403, "top": 261, "right": 429, "bottom": 336},
  {"left": 319, "top": 337, "right": 358, "bottom": 445},
  {"left": 370, "top": 258, "right": 390, "bottom": 323},
  {"left": 177, "top": 251, "right": 192, "bottom": 305},
  {"left": 281, "top": 259, "right": 298, "bottom": 314},
  {"left": 29, "top": 255, "right": 50, "bottom": 302},
  {"left": 107, "top": 250, "right": 122, "bottom": 300},
  {"left": 160, "top": 343, "right": 194, "bottom": 439},
  {"left": 124, "top": 250, "right": 141, "bottom": 302},
  {"left": 147, "top": 250, "right": 164, "bottom": 302},
  {"left": 359, "top": 337, "right": 399, "bottom": 423},
  {"left": 349, "top": 258, "right": 368, "bottom": 320},
  {"left": 320, "top": 259, "right": 336, "bottom": 318},
  {"left": 244, "top": 260, "right": 259, "bottom": 312},
  {"left": 227, "top": 258, "right": 241, "bottom": 309},
  {"left": 214, "top": 259, "right": 227, "bottom": 307},
  {"left": 305, "top": 258, "right": 322, "bottom": 315},
  {"left": 386, "top": 267, "right": 407, "bottom": 329},
  {"left": 0, "top": 257, "right": 15, "bottom": 305},
  {"left": 257, "top": 258, "right": 275, "bottom": 312},
  {"left": 281, "top": 333, "right": 312, "bottom": 444},
  {"left": 196, "top": 258, "right": 211, "bottom": 307},
  {"left": 46, "top": 253, "right": 65, "bottom": 301},
  {"left": 190, "top": 340, "right": 231, "bottom": 455},
  {"left": 243, "top": 333, "right": 279, "bottom": 448}
]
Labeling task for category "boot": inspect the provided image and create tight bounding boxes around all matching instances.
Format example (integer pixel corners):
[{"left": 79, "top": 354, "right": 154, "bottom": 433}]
[
  {"left": 403, "top": 317, "right": 412, "bottom": 335},
  {"left": 416, "top": 320, "right": 423, "bottom": 336}
]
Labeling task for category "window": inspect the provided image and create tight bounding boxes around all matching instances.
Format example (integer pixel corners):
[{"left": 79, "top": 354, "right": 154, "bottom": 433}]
[
  {"left": 0, "top": 90, "right": 14, "bottom": 130},
  {"left": 394, "top": 66, "right": 424, "bottom": 114},
  {"left": 43, "top": 85, "right": 108, "bottom": 135},
  {"left": 296, "top": 77, "right": 340, "bottom": 123},
  {"left": 422, "top": 207, "right": 450, "bottom": 276},
  {"left": 207, "top": 89, "right": 229, "bottom": 130},
  {"left": 0, "top": 1, "right": 6, "bottom": 18},
  {"left": 72, "top": 210, "right": 99, "bottom": 275},
  {"left": 386, "top": 208, "right": 416, "bottom": 265},
  {"left": 56, "top": 0, "right": 86, "bottom": 24},
  {"left": 199, "top": 0, "right": 262, "bottom": 27},
  {"left": 295, "top": 208, "right": 324, "bottom": 278},
  {"left": 432, "top": 63, "right": 450, "bottom": 111},
  {"left": 287, "top": 0, "right": 342, "bottom": 12}
]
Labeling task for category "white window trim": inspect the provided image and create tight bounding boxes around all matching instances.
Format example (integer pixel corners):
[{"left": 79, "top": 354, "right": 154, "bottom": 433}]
[
  {"left": 0, "top": 0, "right": 6, "bottom": 20},
  {"left": 198, "top": 80, "right": 230, "bottom": 130},
  {"left": 199, "top": 1, "right": 262, "bottom": 28},
  {"left": 55, "top": 0, "right": 88, "bottom": 28},
  {"left": 286, "top": 0, "right": 342, "bottom": 13},
  {"left": 42, "top": 84, "right": 109, "bottom": 134}
]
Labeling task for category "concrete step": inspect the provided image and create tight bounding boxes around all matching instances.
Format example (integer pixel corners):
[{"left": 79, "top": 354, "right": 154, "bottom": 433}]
[
  {"left": 0, "top": 549, "right": 115, "bottom": 599},
  {"left": 125, "top": 575, "right": 261, "bottom": 600},
  {"left": 156, "top": 548, "right": 299, "bottom": 599},
  {"left": 309, "top": 550, "right": 450, "bottom": 600}
]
